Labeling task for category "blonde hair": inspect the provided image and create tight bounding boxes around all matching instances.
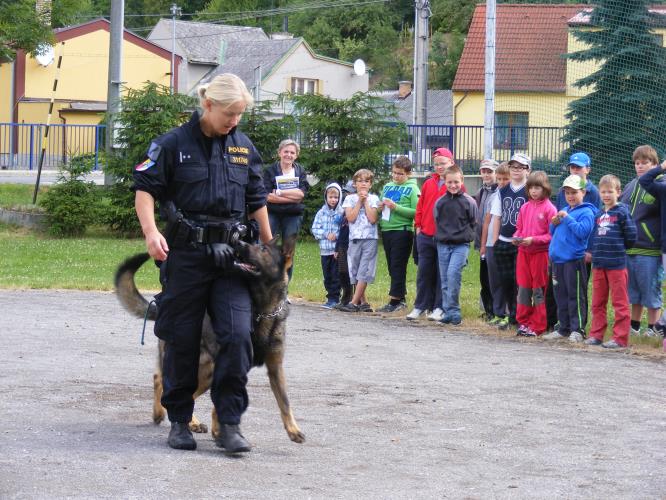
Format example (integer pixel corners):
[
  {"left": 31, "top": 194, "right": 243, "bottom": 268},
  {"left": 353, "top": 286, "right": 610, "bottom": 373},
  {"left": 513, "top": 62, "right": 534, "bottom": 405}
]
[
  {"left": 278, "top": 139, "right": 301, "bottom": 156},
  {"left": 444, "top": 165, "right": 463, "bottom": 179},
  {"left": 198, "top": 73, "right": 254, "bottom": 109},
  {"left": 352, "top": 168, "right": 374, "bottom": 183},
  {"left": 496, "top": 162, "right": 510, "bottom": 177},
  {"left": 599, "top": 174, "right": 622, "bottom": 192}
]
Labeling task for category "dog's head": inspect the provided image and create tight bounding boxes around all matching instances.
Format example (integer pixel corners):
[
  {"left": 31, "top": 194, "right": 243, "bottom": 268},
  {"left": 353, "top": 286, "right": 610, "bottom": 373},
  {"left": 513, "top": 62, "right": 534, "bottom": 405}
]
[{"left": 234, "top": 234, "right": 296, "bottom": 284}]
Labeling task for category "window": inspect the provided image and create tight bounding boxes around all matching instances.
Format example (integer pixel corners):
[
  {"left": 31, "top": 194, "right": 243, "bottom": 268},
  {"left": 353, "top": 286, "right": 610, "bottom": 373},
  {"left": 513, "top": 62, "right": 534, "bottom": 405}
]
[
  {"left": 291, "top": 78, "right": 318, "bottom": 95},
  {"left": 494, "top": 112, "right": 529, "bottom": 150}
]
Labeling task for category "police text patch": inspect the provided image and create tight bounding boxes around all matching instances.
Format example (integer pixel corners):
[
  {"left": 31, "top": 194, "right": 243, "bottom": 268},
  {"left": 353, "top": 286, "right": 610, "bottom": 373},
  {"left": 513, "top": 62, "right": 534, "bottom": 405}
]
[
  {"left": 229, "top": 155, "right": 249, "bottom": 165},
  {"left": 228, "top": 146, "right": 249, "bottom": 155}
]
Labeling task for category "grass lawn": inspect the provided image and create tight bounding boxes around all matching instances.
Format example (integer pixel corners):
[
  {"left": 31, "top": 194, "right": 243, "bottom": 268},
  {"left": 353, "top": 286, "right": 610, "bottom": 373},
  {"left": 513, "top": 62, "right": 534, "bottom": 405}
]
[{"left": 0, "top": 184, "right": 662, "bottom": 352}]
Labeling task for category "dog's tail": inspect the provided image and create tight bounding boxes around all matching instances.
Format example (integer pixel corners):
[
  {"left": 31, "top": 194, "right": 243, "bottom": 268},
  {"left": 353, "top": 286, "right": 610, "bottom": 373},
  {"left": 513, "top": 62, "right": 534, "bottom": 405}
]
[{"left": 114, "top": 253, "right": 157, "bottom": 321}]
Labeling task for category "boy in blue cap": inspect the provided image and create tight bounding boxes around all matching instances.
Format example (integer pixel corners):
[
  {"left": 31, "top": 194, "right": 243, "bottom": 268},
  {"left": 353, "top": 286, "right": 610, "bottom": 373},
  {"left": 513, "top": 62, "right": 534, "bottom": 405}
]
[{"left": 555, "top": 152, "right": 601, "bottom": 210}]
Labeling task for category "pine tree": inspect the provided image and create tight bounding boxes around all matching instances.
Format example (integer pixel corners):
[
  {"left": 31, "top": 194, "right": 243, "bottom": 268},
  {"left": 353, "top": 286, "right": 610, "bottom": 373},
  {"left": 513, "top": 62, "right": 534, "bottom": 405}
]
[{"left": 563, "top": 0, "right": 666, "bottom": 184}]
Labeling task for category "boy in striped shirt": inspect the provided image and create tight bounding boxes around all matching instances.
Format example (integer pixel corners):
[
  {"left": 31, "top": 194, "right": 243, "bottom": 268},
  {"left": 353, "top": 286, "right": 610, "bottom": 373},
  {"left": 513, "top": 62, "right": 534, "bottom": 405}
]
[{"left": 586, "top": 175, "right": 637, "bottom": 348}]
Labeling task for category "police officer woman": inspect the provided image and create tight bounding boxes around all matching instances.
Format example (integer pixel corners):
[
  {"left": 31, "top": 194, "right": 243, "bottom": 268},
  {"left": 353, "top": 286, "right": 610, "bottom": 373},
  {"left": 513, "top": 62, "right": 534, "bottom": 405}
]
[{"left": 132, "top": 73, "right": 272, "bottom": 453}]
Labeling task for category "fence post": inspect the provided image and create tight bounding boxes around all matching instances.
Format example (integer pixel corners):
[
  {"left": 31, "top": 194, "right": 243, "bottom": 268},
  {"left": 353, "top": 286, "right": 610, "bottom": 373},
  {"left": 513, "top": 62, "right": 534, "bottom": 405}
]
[
  {"left": 94, "top": 125, "right": 100, "bottom": 171},
  {"left": 28, "top": 125, "right": 35, "bottom": 170}
]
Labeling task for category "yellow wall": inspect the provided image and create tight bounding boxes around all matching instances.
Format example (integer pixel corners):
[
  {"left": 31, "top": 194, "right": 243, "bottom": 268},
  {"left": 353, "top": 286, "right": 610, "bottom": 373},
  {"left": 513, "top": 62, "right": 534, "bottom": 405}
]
[
  {"left": 24, "top": 29, "right": 171, "bottom": 102},
  {"left": 0, "top": 62, "right": 12, "bottom": 123},
  {"left": 452, "top": 91, "right": 572, "bottom": 161},
  {"left": 566, "top": 26, "right": 666, "bottom": 96}
]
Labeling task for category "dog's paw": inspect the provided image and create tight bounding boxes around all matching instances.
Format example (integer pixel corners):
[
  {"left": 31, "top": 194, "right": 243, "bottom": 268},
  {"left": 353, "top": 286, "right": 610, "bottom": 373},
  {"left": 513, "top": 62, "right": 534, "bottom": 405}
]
[
  {"left": 287, "top": 428, "right": 305, "bottom": 444},
  {"left": 189, "top": 421, "right": 208, "bottom": 434}
]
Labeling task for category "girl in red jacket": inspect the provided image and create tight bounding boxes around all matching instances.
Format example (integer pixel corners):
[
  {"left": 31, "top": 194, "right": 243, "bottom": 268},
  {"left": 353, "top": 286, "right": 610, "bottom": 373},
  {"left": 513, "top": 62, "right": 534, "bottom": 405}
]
[{"left": 513, "top": 171, "right": 557, "bottom": 336}]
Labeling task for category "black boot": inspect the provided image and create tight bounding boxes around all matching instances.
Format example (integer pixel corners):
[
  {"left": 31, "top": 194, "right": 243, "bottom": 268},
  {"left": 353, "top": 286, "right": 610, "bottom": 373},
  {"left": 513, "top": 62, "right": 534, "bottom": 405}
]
[
  {"left": 168, "top": 421, "right": 196, "bottom": 450},
  {"left": 215, "top": 424, "right": 251, "bottom": 453}
]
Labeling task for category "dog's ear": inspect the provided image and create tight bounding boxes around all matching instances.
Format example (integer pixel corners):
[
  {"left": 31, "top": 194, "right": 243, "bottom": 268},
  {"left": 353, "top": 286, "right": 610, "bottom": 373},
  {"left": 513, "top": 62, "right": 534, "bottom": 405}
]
[
  {"left": 281, "top": 233, "right": 297, "bottom": 259},
  {"left": 268, "top": 235, "right": 280, "bottom": 247}
]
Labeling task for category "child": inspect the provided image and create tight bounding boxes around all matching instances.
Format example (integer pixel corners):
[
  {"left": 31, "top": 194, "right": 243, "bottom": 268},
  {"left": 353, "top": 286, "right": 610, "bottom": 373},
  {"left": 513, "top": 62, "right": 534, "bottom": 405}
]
[
  {"left": 433, "top": 165, "right": 478, "bottom": 325},
  {"left": 474, "top": 159, "right": 499, "bottom": 320},
  {"left": 409, "top": 147, "right": 457, "bottom": 321},
  {"left": 334, "top": 180, "right": 355, "bottom": 308},
  {"left": 512, "top": 171, "right": 556, "bottom": 336},
  {"left": 488, "top": 153, "right": 531, "bottom": 329},
  {"left": 338, "top": 169, "right": 380, "bottom": 313},
  {"left": 377, "top": 156, "right": 420, "bottom": 312},
  {"left": 482, "top": 162, "right": 510, "bottom": 325},
  {"left": 638, "top": 156, "right": 666, "bottom": 339},
  {"left": 620, "top": 145, "right": 664, "bottom": 337},
  {"left": 311, "top": 182, "right": 343, "bottom": 309},
  {"left": 555, "top": 152, "right": 601, "bottom": 210},
  {"left": 544, "top": 174, "right": 596, "bottom": 342},
  {"left": 586, "top": 175, "right": 637, "bottom": 349}
]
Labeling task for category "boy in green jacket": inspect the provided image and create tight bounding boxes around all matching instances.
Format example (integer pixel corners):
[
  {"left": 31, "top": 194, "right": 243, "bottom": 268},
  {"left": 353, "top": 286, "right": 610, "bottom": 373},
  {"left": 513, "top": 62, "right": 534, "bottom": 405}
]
[{"left": 377, "top": 156, "right": 421, "bottom": 312}]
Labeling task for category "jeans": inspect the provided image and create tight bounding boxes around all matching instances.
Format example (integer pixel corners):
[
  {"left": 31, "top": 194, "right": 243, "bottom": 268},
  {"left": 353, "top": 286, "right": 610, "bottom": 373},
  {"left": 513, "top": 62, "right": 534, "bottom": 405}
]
[
  {"left": 268, "top": 212, "right": 303, "bottom": 281},
  {"left": 437, "top": 242, "right": 470, "bottom": 320},
  {"left": 414, "top": 232, "right": 442, "bottom": 311}
]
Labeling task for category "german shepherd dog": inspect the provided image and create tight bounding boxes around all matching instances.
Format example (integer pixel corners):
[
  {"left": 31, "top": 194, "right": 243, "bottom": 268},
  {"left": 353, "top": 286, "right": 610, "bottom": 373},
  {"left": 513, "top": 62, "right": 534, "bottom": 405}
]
[{"left": 114, "top": 236, "right": 305, "bottom": 444}]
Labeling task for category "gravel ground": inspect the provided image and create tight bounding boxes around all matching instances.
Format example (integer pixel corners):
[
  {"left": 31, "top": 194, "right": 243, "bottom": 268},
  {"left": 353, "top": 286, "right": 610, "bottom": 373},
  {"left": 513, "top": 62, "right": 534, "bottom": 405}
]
[{"left": 0, "top": 289, "right": 664, "bottom": 499}]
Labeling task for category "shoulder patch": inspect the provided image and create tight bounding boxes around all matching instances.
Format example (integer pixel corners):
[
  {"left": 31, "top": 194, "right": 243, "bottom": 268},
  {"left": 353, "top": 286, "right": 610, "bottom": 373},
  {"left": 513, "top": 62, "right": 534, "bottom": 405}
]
[
  {"left": 135, "top": 158, "right": 155, "bottom": 171},
  {"left": 228, "top": 146, "right": 249, "bottom": 155},
  {"left": 147, "top": 142, "right": 162, "bottom": 162}
]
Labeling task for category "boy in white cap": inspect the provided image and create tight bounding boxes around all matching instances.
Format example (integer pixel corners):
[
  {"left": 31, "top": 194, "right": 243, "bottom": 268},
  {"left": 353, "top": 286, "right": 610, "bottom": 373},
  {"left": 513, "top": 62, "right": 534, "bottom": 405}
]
[
  {"left": 473, "top": 159, "right": 499, "bottom": 320},
  {"left": 488, "top": 153, "right": 531, "bottom": 329},
  {"left": 544, "top": 174, "right": 596, "bottom": 342}
]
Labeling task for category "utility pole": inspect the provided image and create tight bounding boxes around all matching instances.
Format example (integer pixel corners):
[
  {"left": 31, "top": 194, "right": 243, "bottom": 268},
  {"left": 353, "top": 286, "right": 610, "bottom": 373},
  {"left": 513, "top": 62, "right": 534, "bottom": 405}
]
[
  {"left": 105, "top": 0, "right": 124, "bottom": 186},
  {"left": 412, "top": 0, "right": 431, "bottom": 166},
  {"left": 484, "top": 0, "right": 496, "bottom": 159},
  {"left": 170, "top": 3, "right": 182, "bottom": 94}
]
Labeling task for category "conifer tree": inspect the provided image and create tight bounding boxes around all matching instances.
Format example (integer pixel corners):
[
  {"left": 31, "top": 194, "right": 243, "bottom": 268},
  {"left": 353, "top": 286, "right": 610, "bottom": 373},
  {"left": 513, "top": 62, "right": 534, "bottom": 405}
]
[{"left": 563, "top": 0, "right": 666, "bottom": 183}]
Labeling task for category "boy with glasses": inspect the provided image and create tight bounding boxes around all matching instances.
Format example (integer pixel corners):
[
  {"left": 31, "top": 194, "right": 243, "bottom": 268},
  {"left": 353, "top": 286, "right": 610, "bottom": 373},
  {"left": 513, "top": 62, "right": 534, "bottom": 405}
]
[
  {"left": 488, "top": 153, "right": 531, "bottom": 329},
  {"left": 377, "top": 157, "right": 421, "bottom": 312}
]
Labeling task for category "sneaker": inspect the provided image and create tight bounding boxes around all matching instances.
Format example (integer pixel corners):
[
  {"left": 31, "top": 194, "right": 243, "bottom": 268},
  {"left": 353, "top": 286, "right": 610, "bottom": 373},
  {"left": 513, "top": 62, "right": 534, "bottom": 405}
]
[
  {"left": 497, "top": 317, "right": 510, "bottom": 330},
  {"left": 569, "top": 330, "right": 585, "bottom": 343},
  {"left": 338, "top": 303, "right": 360, "bottom": 313},
  {"left": 522, "top": 328, "right": 537, "bottom": 337},
  {"left": 643, "top": 327, "right": 659, "bottom": 337},
  {"left": 516, "top": 324, "right": 529, "bottom": 336},
  {"left": 630, "top": 327, "right": 641, "bottom": 336},
  {"left": 450, "top": 316, "right": 462, "bottom": 326},
  {"left": 602, "top": 339, "right": 626, "bottom": 349},
  {"left": 321, "top": 300, "right": 339, "bottom": 309},
  {"left": 585, "top": 337, "right": 603, "bottom": 346},
  {"left": 427, "top": 308, "right": 444, "bottom": 321},
  {"left": 488, "top": 316, "right": 502, "bottom": 326},
  {"left": 439, "top": 315, "right": 452, "bottom": 324},
  {"left": 406, "top": 308, "right": 424, "bottom": 320},
  {"left": 377, "top": 302, "right": 406, "bottom": 313},
  {"left": 358, "top": 303, "right": 373, "bottom": 313},
  {"left": 543, "top": 330, "right": 567, "bottom": 340}
]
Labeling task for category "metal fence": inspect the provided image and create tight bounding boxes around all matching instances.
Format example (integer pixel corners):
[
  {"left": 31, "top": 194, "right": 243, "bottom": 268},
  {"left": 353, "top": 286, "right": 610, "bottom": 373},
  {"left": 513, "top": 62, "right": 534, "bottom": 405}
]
[
  {"left": 402, "top": 124, "right": 569, "bottom": 175},
  {"left": 0, "top": 123, "right": 106, "bottom": 170},
  {"left": 0, "top": 121, "right": 568, "bottom": 175}
]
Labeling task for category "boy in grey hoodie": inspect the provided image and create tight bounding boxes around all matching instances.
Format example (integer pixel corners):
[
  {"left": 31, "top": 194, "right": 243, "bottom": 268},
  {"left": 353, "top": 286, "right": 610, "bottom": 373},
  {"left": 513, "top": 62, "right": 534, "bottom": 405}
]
[{"left": 311, "top": 182, "right": 343, "bottom": 308}]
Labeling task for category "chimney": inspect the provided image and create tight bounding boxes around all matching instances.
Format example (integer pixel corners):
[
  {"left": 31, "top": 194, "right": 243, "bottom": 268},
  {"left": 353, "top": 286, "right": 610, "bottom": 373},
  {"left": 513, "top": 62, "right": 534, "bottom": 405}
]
[
  {"left": 398, "top": 81, "right": 412, "bottom": 99},
  {"left": 36, "top": 0, "right": 51, "bottom": 26}
]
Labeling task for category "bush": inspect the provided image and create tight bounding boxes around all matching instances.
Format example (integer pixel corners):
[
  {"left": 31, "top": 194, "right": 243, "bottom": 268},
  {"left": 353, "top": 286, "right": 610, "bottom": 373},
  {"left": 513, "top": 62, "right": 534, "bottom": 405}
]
[{"left": 39, "top": 156, "right": 100, "bottom": 236}]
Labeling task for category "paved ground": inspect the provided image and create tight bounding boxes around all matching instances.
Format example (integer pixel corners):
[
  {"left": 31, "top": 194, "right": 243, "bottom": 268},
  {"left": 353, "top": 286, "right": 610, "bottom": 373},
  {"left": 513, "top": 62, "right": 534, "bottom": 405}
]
[
  {"left": 0, "top": 289, "right": 664, "bottom": 499},
  {"left": 0, "top": 169, "right": 104, "bottom": 185}
]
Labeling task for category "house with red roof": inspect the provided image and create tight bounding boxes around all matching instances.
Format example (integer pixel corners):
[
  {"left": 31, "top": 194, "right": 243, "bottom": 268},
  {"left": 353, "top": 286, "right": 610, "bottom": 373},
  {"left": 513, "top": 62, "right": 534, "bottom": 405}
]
[{"left": 452, "top": 4, "right": 666, "bottom": 159}]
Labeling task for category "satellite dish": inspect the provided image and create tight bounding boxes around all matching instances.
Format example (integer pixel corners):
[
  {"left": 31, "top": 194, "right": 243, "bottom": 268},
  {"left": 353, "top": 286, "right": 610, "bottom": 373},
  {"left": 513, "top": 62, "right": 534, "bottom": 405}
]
[
  {"left": 353, "top": 59, "right": 366, "bottom": 76},
  {"left": 35, "top": 45, "right": 54, "bottom": 66}
]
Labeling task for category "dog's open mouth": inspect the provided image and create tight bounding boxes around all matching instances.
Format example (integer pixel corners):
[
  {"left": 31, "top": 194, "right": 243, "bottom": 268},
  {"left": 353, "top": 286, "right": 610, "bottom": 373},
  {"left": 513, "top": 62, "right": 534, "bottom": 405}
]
[{"left": 234, "top": 260, "right": 260, "bottom": 276}]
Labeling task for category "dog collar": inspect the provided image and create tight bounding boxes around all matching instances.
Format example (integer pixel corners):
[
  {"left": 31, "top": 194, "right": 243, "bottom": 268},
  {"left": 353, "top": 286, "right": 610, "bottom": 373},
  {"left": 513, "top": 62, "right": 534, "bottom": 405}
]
[{"left": 255, "top": 299, "right": 287, "bottom": 322}]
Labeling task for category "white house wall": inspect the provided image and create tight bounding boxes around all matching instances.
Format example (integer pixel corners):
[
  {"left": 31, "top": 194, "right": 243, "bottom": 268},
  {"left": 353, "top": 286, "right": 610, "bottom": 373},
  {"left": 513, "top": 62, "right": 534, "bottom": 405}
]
[{"left": 261, "top": 44, "right": 368, "bottom": 101}]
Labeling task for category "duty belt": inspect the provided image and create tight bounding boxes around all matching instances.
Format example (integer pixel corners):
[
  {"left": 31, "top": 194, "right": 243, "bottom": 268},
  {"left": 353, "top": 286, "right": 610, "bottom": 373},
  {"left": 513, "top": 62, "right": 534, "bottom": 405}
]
[{"left": 189, "top": 224, "right": 235, "bottom": 245}]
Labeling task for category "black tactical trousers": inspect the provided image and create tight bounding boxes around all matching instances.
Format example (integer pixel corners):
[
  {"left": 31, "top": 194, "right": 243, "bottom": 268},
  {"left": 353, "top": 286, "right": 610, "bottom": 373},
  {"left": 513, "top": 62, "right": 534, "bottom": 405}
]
[{"left": 155, "top": 246, "right": 252, "bottom": 425}]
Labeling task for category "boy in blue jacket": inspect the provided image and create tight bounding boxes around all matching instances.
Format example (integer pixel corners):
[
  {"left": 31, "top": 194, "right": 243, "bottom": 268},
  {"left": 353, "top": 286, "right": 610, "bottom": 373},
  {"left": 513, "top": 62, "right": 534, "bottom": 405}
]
[
  {"left": 544, "top": 175, "right": 596, "bottom": 343},
  {"left": 311, "top": 182, "right": 344, "bottom": 308}
]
